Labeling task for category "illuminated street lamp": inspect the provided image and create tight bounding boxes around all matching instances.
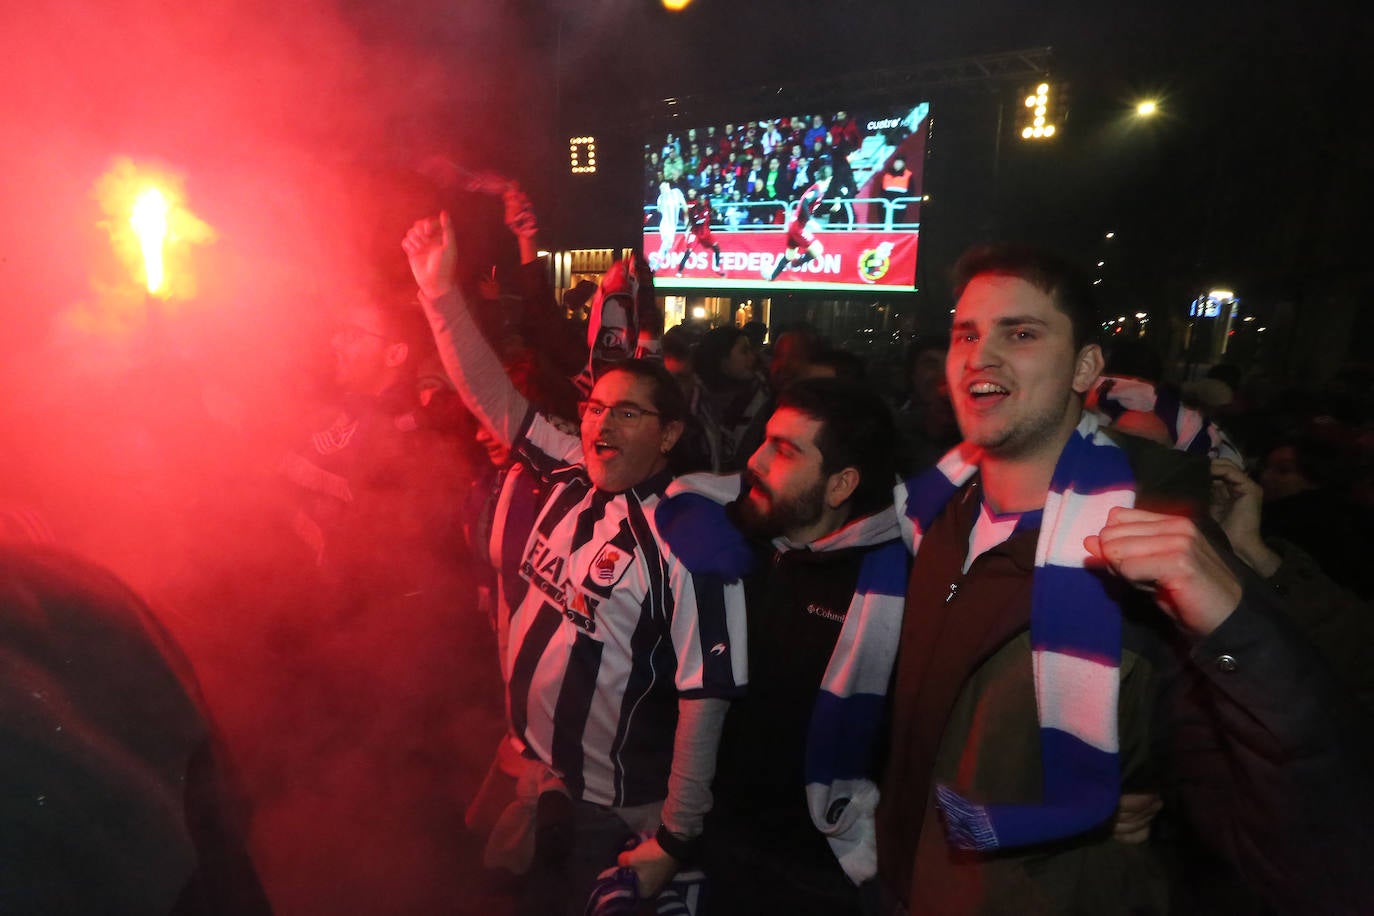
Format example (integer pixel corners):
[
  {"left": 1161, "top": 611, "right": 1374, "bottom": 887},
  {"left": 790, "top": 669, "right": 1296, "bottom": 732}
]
[{"left": 1135, "top": 100, "right": 1159, "bottom": 117}]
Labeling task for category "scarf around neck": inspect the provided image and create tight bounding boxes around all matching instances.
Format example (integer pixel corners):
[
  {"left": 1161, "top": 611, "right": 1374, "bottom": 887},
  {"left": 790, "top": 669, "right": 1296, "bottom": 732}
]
[
  {"left": 893, "top": 412, "right": 1136, "bottom": 851},
  {"left": 655, "top": 472, "right": 906, "bottom": 883}
]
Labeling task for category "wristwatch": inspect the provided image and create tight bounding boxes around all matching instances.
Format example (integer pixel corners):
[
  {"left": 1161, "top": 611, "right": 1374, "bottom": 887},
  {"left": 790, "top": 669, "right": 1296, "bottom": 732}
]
[{"left": 654, "top": 823, "right": 702, "bottom": 864}]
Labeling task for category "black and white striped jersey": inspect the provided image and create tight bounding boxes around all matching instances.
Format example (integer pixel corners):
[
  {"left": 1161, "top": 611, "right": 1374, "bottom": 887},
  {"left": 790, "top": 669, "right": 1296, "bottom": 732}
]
[{"left": 499, "top": 410, "right": 748, "bottom": 807}]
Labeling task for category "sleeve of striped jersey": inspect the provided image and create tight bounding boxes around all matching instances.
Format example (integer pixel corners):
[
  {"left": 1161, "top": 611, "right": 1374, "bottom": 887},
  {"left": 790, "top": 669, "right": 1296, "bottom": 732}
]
[
  {"left": 661, "top": 697, "right": 729, "bottom": 838},
  {"left": 668, "top": 565, "right": 748, "bottom": 698},
  {"left": 418, "top": 288, "right": 531, "bottom": 453},
  {"left": 517, "top": 412, "right": 584, "bottom": 475}
]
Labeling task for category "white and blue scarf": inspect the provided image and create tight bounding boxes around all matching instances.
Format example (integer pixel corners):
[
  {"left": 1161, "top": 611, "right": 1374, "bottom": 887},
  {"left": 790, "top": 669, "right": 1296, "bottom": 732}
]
[
  {"left": 1090, "top": 375, "right": 1242, "bottom": 462},
  {"left": 894, "top": 413, "right": 1135, "bottom": 851},
  {"left": 655, "top": 473, "right": 907, "bottom": 884}
]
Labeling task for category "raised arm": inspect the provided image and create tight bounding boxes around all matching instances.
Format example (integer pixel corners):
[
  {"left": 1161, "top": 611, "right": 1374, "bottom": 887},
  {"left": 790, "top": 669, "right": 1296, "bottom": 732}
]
[
  {"left": 402, "top": 211, "right": 530, "bottom": 450},
  {"left": 504, "top": 189, "right": 587, "bottom": 380}
]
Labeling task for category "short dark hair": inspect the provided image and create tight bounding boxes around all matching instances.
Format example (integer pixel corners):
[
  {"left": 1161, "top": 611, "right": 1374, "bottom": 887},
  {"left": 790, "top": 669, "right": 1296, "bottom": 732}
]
[
  {"left": 370, "top": 300, "right": 434, "bottom": 368},
  {"left": 740, "top": 320, "right": 767, "bottom": 352},
  {"left": 775, "top": 377, "right": 897, "bottom": 518},
  {"left": 693, "top": 326, "right": 748, "bottom": 389},
  {"left": 1104, "top": 338, "right": 1163, "bottom": 383},
  {"left": 810, "top": 348, "right": 866, "bottom": 381},
  {"left": 951, "top": 243, "right": 1100, "bottom": 350},
  {"left": 599, "top": 359, "right": 688, "bottom": 425},
  {"left": 660, "top": 325, "right": 694, "bottom": 362},
  {"left": 1269, "top": 424, "right": 1359, "bottom": 491},
  {"left": 904, "top": 334, "right": 950, "bottom": 373},
  {"left": 771, "top": 324, "right": 824, "bottom": 361}
]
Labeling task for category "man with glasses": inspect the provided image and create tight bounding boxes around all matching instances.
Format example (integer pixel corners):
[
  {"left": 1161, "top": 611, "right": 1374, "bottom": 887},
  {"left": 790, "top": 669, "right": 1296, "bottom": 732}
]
[
  {"left": 403, "top": 213, "right": 746, "bottom": 914},
  {"left": 286, "top": 298, "right": 469, "bottom": 586}
]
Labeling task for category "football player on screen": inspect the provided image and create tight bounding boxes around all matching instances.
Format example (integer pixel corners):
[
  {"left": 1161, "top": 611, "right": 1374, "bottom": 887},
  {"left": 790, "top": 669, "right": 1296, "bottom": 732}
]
[
  {"left": 655, "top": 181, "right": 687, "bottom": 272},
  {"left": 676, "top": 188, "right": 727, "bottom": 278},
  {"left": 765, "top": 164, "right": 835, "bottom": 281}
]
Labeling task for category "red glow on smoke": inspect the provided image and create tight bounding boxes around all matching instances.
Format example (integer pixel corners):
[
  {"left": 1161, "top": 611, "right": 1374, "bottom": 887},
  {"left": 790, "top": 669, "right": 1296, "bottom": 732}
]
[{"left": 0, "top": 0, "right": 548, "bottom": 910}]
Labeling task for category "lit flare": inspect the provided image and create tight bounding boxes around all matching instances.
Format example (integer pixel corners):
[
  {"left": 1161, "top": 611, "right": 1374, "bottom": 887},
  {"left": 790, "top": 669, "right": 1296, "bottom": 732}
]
[
  {"left": 130, "top": 188, "right": 170, "bottom": 295},
  {"left": 93, "top": 158, "right": 215, "bottom": 306}
]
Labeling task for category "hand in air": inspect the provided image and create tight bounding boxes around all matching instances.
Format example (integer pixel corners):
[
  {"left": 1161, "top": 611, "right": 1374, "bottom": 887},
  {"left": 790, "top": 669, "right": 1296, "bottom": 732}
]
[
  {"left": 1209, "top": 459, "right": 1281, "bottom": 577},
  {"left": 504, "top": 187, "right": 539, "bottom": 240},
  {"left": 401, "top": 211, "right": 456, "bottom": 300}
]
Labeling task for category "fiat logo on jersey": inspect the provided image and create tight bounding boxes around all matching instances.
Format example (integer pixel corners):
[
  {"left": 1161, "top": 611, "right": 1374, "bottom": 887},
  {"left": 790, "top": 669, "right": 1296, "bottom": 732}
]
[{"left": 857, "top": 242, "right": 895, "bottom": 284}]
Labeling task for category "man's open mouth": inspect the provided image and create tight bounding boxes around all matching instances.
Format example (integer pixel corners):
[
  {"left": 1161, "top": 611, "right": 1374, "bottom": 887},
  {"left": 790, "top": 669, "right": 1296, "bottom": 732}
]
[{"left": 968, "top": 381, "right": 1010, "bottom": 400}]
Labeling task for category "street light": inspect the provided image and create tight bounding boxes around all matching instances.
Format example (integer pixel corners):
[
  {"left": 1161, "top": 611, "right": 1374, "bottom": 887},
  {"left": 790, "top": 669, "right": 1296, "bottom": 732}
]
[{"left": 1135, "top": 100, "right": 1159, "bottom": 117}]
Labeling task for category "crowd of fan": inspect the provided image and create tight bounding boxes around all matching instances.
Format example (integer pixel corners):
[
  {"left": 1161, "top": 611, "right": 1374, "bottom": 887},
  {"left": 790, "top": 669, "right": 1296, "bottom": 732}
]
[
  {"left": 4, "top": 180, "right": 1372, "bottom": 916},
  {"left": 645, "top": 115, "right": 866, "bottom": 226}
]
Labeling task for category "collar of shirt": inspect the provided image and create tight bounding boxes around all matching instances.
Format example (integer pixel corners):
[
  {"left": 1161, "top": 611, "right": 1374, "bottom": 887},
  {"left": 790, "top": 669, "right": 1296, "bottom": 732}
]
[{"left": 962, "top": 497, "right": 1043, "bottom": 574}]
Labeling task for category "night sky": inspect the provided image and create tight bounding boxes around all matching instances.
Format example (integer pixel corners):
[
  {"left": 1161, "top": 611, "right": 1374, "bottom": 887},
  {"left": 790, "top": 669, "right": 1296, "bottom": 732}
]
[
  {"left": 544, "top": 0, "right": 1367, "bottom": 307},
  {"left": 497, "top": 0, "right": 1365, "bottom": 374}
]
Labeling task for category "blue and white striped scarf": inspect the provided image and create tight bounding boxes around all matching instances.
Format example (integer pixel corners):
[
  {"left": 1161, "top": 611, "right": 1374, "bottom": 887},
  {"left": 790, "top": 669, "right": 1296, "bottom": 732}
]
[
  {"left": 798, "top": 515, "right": 907, "bottom": 883},
  {"left": 894, "top": 413, "right": 1135, "bottom": 851},
  {"left": 1090, "top": 375, "right": 1242, "bottom": 462},
  {"left": 655, "top": 473, "right": 907, "bottom": 884}
]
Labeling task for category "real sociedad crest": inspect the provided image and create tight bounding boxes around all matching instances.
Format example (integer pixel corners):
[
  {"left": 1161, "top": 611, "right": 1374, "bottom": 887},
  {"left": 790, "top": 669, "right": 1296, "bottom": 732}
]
[{"left": 591, "top": 542, "right": 633, "bottom": 586}]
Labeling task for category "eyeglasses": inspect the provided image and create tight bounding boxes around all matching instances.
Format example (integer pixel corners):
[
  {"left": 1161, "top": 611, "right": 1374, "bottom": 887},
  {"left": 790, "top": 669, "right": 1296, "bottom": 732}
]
[
  {"left": 578, "top": 400, "right": 661, "bottom": 427},
  {"left": 332, "top": 324, "right": 392, "bottom": 346}
]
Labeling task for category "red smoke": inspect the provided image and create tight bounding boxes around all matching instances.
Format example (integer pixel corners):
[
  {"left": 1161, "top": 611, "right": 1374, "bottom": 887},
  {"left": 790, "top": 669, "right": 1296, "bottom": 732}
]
[{"left": 0, "top": 0, "right": 543, "bottom": 910}]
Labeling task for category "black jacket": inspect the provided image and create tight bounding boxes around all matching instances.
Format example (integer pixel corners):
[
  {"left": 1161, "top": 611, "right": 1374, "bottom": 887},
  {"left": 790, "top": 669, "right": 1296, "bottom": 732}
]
[{"left": 0, "top": 545, "right": 272, "bottom": 914}]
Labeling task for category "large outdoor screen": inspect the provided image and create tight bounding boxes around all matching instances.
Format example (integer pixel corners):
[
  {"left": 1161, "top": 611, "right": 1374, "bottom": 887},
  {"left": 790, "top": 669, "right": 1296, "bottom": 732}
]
[{"left": 642, "top": 103, "right": 928, "bottom": 293}]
